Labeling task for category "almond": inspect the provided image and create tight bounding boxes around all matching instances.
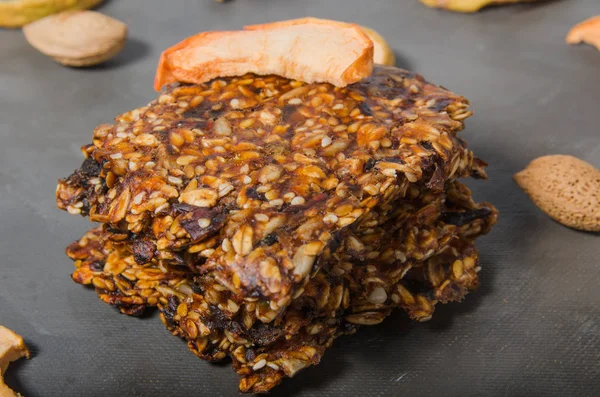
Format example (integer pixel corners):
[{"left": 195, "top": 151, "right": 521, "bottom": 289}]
[
  {"left": 514, "top": 155, "right": 600, "bottom": 232},
  {"left": 566, "top": 16, "right": 600, "bottom": 51},
  {"left": 23, "top": 9, "right": 127, "bottom": 67},
  {"left": 0, "top": 0, "right": 104, "bottom": 28},
  {"left": 154, "top": 17, "right": 373, "bottom": 91},
  {"left": 360, "top": 25, "right": 395, "bottom": 66},
  {"left": 0, "top": 326, "right": 30, "bottom": 397},
  {"left": 419, "top": 0, "right": 538, "bottom": 13}
]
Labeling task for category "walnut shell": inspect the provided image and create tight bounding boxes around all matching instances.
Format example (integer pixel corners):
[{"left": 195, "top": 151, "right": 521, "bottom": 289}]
[
  {"left": 23, "top": 9, "right": 127, "bottom": 67},
  {"left": 514, "top": 155, "right": 600, "bottom": 232}
]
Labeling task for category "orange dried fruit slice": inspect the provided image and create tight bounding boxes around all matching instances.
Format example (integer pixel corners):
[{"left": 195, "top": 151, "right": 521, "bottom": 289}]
[
  {"left": 0, "top": 326, "right": 30, "bottom": 397},
  {"left": 154, "top": 17, "right": 374, "bottom": 91},
  {"left": 566, "top": 16, "right": 600, "bottom": 51}
]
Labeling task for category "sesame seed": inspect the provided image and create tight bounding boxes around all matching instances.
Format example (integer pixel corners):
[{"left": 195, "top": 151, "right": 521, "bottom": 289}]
[
  {"left": 290, "top": 196, "right": 305, "bottom": 205},
  {"left": 197, "top": 218, "right": 211, "bottom": 228},
  {"left": 253, "top": 359, "right": 267, "bottom": 371},
  {"left": 254, "top": 213, "right": 269, "bottom": 222},
  {"left": 323, "top": 213, "right": 338, "bottom": 224},
  {"left": 133, "top": 192, "right": 145, "bottom": 205},
  {"left": 167, "top": 176, "right": 183, "bottom": 185},
  {"left": 269, "top": 199, "right": 284, "bottom": 207}
]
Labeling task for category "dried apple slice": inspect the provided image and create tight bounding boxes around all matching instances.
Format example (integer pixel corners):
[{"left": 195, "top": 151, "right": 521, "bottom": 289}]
[
  {"left": 0, "top": 326, "right": 30, "bottom": 397},
  {"left": 154, "top": 17, "right": 374, "bottom": 91},
  {"left": 566, "top": 16, "right": 600, "bottom": 51}
]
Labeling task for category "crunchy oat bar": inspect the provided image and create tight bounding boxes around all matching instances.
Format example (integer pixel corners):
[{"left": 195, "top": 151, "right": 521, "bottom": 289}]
[
  {"left": 66, "top": 177, "right": 495, "bottom": 319},
  {"left": 67, "top": 221, "right": 485, "bottom": 392},
  {"left": 65, "top": 179, "right": 496, "bottom": 374},
  {"left": 231, "top": 240, "right": 482, "bottom": 393},
  {"left": 195, "top": 183, "right": 496, "bottom": 327},
  {"left": 54, "top": 18, "right": 501, "bottom": 394},
  {"left": 57, "top": 66, "right": 484, "bottom": 311}
]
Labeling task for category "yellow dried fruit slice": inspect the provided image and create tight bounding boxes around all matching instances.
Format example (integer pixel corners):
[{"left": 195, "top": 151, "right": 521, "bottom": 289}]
[
  {"left": 154, "top": 17, "right": 374, "bottom": 91},
  {"left": 0, "top": 0, "right": 103, "bottom": 28},
  {"left": 0, "top": 326, "right": 30, "bottom": 397},
  {"left": 360, "top": 25, "right": 395, "bottom": 66},
  {"left": 419, "top": 0, "right": 537, "bottom": 13},
  {"left": 566, "top": 16, "right": 600, "bottom": 51}
]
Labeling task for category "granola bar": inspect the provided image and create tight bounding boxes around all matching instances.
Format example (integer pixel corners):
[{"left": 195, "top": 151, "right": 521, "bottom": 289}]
[
  {"left": 57, "top": 66, "right": 484, "bottom": 311},
  {"left": 66, "top": 177, "right": 494, "bottom": 318},
  {"left": 57, "top": 54, "right": 499, "bottom": 393},
  {"left": 67, "top": 223, "right": 486, "bottom": 392},
  {"left": 232, "top": 239, "right": 482, "bottom": 393},
  {"left": 65, "top": 176, "right": 496, "bottom": 391}
]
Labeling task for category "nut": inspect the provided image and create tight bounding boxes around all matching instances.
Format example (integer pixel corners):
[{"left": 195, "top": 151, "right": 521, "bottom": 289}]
[
  {"left": 566, "top": 16, "right": 600, "bottom": 51},
  {"left": 0, "top": 326, "right": 30, "bottom": 397},
  {"left": 154, "top": 17, "right": 373, "bottom": 90},
  {"left": 23, "top": 10, "right": 127, "bottom": 67},
  {"left": 514, "top": 155, "right": 600, "bottom": 232},
  {"left": 0, "top": 0, "right": 104, "bottom": 28}
]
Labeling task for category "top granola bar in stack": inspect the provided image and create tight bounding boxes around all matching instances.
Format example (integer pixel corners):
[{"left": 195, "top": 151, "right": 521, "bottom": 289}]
[{"left": 56, "top": 65, "right": 482, "bottom": 306}]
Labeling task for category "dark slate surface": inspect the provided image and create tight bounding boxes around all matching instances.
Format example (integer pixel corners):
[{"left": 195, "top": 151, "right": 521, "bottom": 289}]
[{"left": 0, "top": 0, "right": 598, "bottom": 396}]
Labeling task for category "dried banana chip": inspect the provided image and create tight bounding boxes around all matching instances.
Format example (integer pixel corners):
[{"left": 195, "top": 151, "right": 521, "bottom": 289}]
[
  {"left": 0, "top": 0, "right": 103, "bottom": 28},
  {"left": 420, "top": 0, "right": 537, "bottom": 13}
]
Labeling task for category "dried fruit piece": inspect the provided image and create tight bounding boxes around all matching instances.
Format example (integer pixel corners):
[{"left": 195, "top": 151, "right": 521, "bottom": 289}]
[
  {"left": 0, "top": 326, "right": 30, "bottom": 397},
  {"left": 0, "top": 0, "right": 103, "bottom": 28},
  {"left": 360, "top": 25, "right": 395, "bottom": 66},
  {"left": 154, "top": 17, "right": 373, "bottom": 90},
  {"left": 566, "top": 16, "right": 600, "bottom": 51},
  {"left": 514, "top": 155, "right": 600, "bottom": 232},
  {"left": 23, "top": 10, "right": 127, "bottom": 67},
  {"left": 419, "top": 0, "right": 537, "bottom": 13}
]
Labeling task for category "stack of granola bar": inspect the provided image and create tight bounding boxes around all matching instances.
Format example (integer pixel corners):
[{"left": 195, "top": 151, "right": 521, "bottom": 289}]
[{"left": 57, "top": 65, "right": 497, "bottom": 392}]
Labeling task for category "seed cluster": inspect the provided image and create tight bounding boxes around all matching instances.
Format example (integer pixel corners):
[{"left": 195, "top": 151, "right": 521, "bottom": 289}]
[{"left": 57, "top": 66, "right": 497, "bottom": 392}]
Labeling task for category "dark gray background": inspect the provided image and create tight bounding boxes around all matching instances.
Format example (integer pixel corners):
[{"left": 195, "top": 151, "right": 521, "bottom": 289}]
[{"left": 1, "top": 0, "right": 599, "bottom": 396}]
